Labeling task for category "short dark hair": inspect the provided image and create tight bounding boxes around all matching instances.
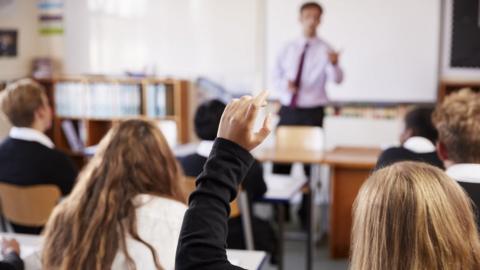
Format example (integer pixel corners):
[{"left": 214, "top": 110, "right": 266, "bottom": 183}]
[
  {"left": 300, "top": 2, "right": 323, "bottom": 14},
  {"left": 194, "top": 99, "right": 226, "bottom": 141},
  {"left": 404, "top": 107, "right": 438, "bottom": 143}
]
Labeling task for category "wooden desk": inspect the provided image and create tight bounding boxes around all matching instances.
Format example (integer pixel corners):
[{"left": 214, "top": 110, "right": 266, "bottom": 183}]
[
  {"left": 254, "top": 148, "right": 324, "bottom": 164},
  {"left": 323, "top": 147, "right": 381, "bottom": 258}
]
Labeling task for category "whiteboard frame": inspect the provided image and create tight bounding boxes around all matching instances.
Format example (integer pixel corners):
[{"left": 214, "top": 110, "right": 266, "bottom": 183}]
[{"left": 441, "top": 0, "right": 480, "bottom": 80}]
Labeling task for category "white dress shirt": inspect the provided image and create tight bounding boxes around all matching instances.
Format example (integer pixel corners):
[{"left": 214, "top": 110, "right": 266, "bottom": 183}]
[
  {"left": 403, "top": 136, "right": 436, "bottom": 154},
  {"left": 446, "top": 164, "right": 480, "bottom": 184},
  {"left": 196, "top": 140, "right": 214, "bottom": 158},
  {"left": 273, "top": 36, "right": 343, "bottom": 108},
  {"left": 9, "top": 127, "right": 54, "bottom": 149}
]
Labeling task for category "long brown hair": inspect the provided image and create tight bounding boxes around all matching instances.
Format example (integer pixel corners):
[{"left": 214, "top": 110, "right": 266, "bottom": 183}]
[
  {"left": 42, "top": 119, "right": 186, "bottom": 270},
  {"left": 351, "top": 161, "right": 480, "bottom": 270}
]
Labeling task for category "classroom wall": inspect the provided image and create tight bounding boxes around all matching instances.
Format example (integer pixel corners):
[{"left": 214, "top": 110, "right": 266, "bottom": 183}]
[
  {"left": 0, "top": 0, "right": 40, "bottom": 81},
  {"left": 63, "top": 0, "right": 260, "bottom": 93}
]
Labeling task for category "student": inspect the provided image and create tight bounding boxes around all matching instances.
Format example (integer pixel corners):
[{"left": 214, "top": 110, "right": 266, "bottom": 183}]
[
  {"left": 375, "top": 107, "right": 443, "bottom": 169},
  {"left": 432, "top": 89, "right": 480, "bottom": 221},
  {"left": 0, "top": 79, "right": 77, "bottom": 234},
  {"left": 176, "top": 91, "right": 272, "bottom": 269},
  {"left": 178, "top": 99, "right": 275, "bottom": 259},
  {"left": 42, "top": 119, "right": 186, "bottom": 270},
  {"left": 0, "top": 239, "right": 24, "bottom": 270},
  {"left": 351, "top": 162, "right": 480, "bottom": 270},
  {"left": 178, "top": 99, "right": 267, "bottom": 201}
]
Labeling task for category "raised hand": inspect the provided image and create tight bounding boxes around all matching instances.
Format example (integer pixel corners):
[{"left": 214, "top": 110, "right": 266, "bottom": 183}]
[{"left": 217, "top": 90, "right": 271, "bottom": 151}]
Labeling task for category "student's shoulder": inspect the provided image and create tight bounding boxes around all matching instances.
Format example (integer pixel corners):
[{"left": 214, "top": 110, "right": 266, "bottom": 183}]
[
  {"left": 178, "top": 154, "right": 206, "bottom": 176},
  {"left": 135, "top": 195, "right": 187, "bottom": 223},
  {"left": 380, "top": 146, "right": 411, "bottom": 156},
  {"left": 376, "top": 146, "right": 413, "bottom": 169}
]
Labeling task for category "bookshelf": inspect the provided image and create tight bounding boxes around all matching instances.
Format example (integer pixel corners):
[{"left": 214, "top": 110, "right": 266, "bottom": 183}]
[
  {"left": 438, "top": 79, "right": 480, "bottom": 101},
  {"left": 36, "top": 76, "right": 191, "bottom": 168}
]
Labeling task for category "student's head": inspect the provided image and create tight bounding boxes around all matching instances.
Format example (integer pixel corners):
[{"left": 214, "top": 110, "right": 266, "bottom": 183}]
[
  {"left": 42, "top": 119, "right": 185, "bottom": 270},
  {"left": 194, "top": 99, "right": 226, "bottom": 141},
  {"left": 351, "top": 161, "right": 480, "bottom": 270},
  {"left": 399, "top": 107, "right": 437, "bottom": 144},
  {"left": 433, "top": 89, "right": 480, "bottom": 165},
  {"left": 299, "top": 2, "right": 323, "bottom": 38},
  {"left": 0, "top": 78, "right": 52, "bottom": 132}
]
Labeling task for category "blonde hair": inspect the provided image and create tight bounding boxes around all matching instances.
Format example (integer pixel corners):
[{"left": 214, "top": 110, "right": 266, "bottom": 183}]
[
  {"left": 433, "top": 89, "right": 480, "bottom": 163},
  {"left": 351, "top": 161, "right": 480, "bottom": 270},
  {"left": 42, "top": 119, "right": 186, "bottom": 270},
  {"left": 0, "top": 78, "right": 47, "bottom": 127}
]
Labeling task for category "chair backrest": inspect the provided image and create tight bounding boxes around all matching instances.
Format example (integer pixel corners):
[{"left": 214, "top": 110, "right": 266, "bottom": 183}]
[
  {"left": 275, "top": 126, "right": 324, "bottom": 151},
  {"left": 182, "top": 176, "right": 240, "bottom": 218},
  {"left": 0, "top": 183, "right": 61, "bottom": 227}
]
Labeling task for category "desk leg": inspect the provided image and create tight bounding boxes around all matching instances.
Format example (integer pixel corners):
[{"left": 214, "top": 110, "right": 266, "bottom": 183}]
[
  {"left": 277, "top": 204, "right": 285, "bottom": 270},
  {"left": 306, "top": 164, "right": 320, "bottom": 270}
]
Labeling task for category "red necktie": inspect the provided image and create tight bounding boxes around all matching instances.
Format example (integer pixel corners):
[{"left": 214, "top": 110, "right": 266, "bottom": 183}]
[{"left": 290, "top": 42, "right": 309, "bottom": 108}]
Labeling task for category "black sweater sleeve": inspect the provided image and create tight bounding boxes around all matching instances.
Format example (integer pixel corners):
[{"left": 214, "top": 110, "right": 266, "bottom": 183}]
[
  {"left": 242, "top": 160, "right": 267, "bottom": 201},
  {"left": 176, "top": 138, "right": 254, "bottom": 270},
  {"left": 0, "top": 252, "right": 24, "bottom": 270}
]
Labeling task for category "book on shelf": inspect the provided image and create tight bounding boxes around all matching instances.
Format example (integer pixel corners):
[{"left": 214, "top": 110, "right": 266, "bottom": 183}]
[
  {"left": 61, "top": 120, "right": 84, "bottom": 152},
  {"left": 54, "top": 82, "right": 142, "bottom": 118},
  {"left": 145, "top": 83, "right": 174, "bottom": 117}
]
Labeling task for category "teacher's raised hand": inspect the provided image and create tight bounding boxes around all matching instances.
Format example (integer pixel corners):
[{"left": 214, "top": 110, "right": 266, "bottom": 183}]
[{"left": 217, "top": 90, "right": 271, "bottom": 151}]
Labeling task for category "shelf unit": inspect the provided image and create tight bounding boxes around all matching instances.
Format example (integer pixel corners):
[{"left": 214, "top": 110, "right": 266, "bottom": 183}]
[
  {"left": 36, "top": 76, "right": 191, "bottom": 168},
  {"left": 438, "top": 79, "right": 480, "bottom": 102}
]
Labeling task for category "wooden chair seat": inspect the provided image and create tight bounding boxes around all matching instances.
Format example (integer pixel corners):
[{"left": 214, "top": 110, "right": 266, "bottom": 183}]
[{"left": 0, "top": 183, "right": 61, "bottom": 227}]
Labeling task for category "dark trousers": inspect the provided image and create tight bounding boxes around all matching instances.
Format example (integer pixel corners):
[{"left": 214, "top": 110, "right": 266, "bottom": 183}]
[{"left": 274, "top": 106, "right": 325, "bottom": 227}]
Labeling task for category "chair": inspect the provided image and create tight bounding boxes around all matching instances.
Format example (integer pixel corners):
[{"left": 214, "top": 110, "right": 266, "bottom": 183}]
[
  {"left": 275, "top": 126, "right": 324, "bottom": 151},
  {"left": 0, "top": 183, "right": 61, "bottom": 229},
  {"left": 182, "top": 176, "right": 254, "bottom": 250}
]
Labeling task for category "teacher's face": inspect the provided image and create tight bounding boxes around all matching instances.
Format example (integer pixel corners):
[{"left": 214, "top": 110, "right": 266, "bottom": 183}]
[{"left": 300, "top": 7, "right": 322, "bottom": 37}]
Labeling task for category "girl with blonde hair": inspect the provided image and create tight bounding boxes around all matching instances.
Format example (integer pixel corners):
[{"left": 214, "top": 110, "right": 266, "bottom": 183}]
[{"left": 351, "top": 161, "right": 480, "bottom": 270}]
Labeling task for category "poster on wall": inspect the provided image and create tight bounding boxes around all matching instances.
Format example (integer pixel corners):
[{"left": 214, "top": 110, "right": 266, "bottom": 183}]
[
  {"left": 442, "top": 0, "right": 480, "bottom": 78},
  {"left": 0, "top": 29, "right": 17, "bottom": 57},
  {"left": 38, "top": 0, "right": 64, "bottom": 36}
]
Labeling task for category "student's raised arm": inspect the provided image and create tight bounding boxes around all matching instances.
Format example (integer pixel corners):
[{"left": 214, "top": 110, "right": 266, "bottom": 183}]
[{"left": 175, "top": 91, "right": 271, "bottom": 270}]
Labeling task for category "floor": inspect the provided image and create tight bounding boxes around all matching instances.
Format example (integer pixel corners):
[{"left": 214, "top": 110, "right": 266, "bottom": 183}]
[
  {"left": 260, "top": 238, "right": 349, "bottom": 270},
  {"left": 255, "top": 202, "right": 349, "bottom": 270}
]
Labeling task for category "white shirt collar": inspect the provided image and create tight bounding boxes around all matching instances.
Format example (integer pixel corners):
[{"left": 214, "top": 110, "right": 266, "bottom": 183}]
[
  {"left": 9, "top": 127, "right": 55, "bottom": 149},
  {"left": 446, "top": 164, "right": 480, "bottom": 184},
  {"left": 196, "top": 140, "right": 214, "bottom": 158},
  {"left": 403, "top": 136, "right": 436, "bottom": 154}
]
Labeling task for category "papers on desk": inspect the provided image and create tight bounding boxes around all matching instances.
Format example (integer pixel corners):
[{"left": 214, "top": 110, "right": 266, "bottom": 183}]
[
  {"left": 263, "top": 173, "right": 307, "bottom": 202},
  {"left": 227, "top": 249, "right": 267, "bottom": 270}
]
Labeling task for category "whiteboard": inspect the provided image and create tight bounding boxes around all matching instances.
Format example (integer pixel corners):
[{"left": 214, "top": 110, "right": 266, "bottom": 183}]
[
  {"left": 266, "top": 0, "right": 441, "bottom": 103},
  {"left": 64, "top": 0, "right": 258, "bottom": 93}
]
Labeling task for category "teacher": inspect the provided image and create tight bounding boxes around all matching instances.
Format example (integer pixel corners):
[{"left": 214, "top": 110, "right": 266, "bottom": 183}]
[{"left": 273, "top": 1, "right": 343, "bottom": 128}]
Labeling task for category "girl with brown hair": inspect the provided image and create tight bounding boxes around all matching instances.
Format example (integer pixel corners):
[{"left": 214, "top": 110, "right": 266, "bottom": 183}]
[
  {"left": 42, "top": 119, "right": 186, "bottom": 270},
  {"left": 351, "top": 161, "right": 480, "bottom": 270}
]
